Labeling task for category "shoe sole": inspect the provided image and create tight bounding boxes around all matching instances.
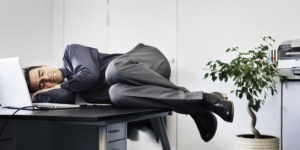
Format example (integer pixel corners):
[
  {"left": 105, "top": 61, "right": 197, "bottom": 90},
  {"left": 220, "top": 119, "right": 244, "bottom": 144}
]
[{"left": 228, "top": 100, "right": 234, "bottom": 122}]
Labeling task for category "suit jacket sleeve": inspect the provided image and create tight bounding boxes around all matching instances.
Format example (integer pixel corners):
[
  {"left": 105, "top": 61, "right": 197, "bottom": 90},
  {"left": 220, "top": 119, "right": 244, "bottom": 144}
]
[
  {"left": 34, "top": 88, "right": 76, "bottom": 104},
  {"left": 60, "top": 44, "right": 100, "bottom": 92}
]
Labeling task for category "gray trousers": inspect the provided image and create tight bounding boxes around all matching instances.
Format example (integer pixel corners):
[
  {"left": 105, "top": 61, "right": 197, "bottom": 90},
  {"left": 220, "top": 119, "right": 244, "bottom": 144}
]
[{"left": 105, "top": 43, "right": 203, "bottom": 114}]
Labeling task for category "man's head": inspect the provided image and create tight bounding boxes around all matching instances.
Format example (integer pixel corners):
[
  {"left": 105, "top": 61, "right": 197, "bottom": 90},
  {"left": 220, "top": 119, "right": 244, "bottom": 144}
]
[{"left": 24, "top": 65, "right": 64, "bottom": 93}]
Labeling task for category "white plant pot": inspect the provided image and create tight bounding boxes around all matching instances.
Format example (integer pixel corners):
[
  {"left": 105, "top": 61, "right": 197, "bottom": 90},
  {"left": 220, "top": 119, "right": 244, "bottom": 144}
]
[{"left": 234, "top": 134, "right": 280, "bottom": 150}]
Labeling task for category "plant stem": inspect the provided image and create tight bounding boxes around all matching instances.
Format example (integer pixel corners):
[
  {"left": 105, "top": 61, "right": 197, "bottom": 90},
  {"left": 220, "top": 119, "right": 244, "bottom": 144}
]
[{"left": 247, "top": 101, "right": 262, "bottom": 138}]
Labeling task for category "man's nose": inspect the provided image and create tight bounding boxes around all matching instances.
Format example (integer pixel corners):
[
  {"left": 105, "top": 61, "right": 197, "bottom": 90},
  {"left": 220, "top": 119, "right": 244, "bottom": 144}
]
[{"left": 41, "top": 75, "right": 50, "bottom": 81}]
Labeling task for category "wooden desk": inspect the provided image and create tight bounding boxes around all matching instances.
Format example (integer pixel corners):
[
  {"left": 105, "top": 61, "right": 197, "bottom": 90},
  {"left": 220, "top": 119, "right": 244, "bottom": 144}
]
[{"left": 0, "top": 106, "right": 171, "bottom": 150}]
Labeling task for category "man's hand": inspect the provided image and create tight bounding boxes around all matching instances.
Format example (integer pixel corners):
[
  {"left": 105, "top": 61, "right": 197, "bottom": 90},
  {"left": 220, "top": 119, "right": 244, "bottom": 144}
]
[{"left": 31, "top": 84, "right": 61, "bottom": 100}]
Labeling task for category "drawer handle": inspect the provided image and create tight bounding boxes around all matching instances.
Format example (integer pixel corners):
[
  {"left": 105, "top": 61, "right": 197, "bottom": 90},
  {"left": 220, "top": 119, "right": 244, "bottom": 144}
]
[{"left": 108, "top": 129, "right": 120, "bottom": 133}]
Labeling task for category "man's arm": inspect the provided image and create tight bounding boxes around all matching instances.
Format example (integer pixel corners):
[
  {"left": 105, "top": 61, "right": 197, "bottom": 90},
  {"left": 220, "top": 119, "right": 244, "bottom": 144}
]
[
  {"left": 33, "top": 88, "right": 77, "bottom": 104},
  {"left": 60, "top": 44, "right": 100, "bottom": 92},
  {"left": 32, "top": 84, "right": 61, "bottom": 98}
]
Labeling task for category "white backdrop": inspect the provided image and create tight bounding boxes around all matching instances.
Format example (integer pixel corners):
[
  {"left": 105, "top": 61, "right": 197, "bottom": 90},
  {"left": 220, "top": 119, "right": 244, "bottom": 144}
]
[
  {"left": 0, "top": 0, "right": 54, "bottom": 67},
  {"left": 1, "top": 0, "right": 300, "bottom": 150},
  {"left": 177, "top": 0, "right": 300, "bottom": 149}
]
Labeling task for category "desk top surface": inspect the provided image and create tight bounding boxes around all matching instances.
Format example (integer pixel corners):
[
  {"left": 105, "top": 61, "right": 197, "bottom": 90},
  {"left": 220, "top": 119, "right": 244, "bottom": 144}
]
[{"left": 0, "top": 106, "right": 169, "bottom": 122}]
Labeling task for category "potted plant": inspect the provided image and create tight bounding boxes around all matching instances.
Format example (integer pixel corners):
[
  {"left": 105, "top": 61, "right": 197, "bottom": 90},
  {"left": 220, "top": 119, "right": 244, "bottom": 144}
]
[{"left": 204, "top": 36, "right": 286, "bottom": 150}]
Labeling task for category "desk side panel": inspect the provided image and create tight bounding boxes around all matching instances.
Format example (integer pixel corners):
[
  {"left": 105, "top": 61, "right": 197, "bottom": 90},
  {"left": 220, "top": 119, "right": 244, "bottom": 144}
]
[
  {"left": 0, "top": 119, "right": 13, "bottom": 150},
  {"left": 0, "top": 120, "right": 13, "bottom": 140},
  {"left": 14, "top": 120, "right": 99, "bottom": 150}
]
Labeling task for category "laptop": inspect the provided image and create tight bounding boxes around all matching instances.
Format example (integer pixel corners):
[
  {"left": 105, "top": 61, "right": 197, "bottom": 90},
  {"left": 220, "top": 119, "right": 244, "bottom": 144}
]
[{"left": 0, "top": 57, "right": 80, "bottom": 110}]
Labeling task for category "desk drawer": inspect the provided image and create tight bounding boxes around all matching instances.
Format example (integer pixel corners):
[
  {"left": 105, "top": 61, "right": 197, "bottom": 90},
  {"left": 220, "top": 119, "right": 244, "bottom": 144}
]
[
  {"left": 107, "top": 123, "right": 126, "bottom": 142},
  {"left": 0, "top": 120, "right": 13, "bottom": 140},
  {"left": 108, "top": 139, "right": 126, "bottom": 150}
]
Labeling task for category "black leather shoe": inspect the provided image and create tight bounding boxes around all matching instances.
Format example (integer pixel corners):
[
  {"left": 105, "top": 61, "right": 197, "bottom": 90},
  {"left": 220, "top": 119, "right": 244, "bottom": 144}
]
[
  {"left": 203, "top": 92, "right": 234, "bottom": 122},
  {"left": 190, "top": 111, "right": 217, "bottom": 142}
]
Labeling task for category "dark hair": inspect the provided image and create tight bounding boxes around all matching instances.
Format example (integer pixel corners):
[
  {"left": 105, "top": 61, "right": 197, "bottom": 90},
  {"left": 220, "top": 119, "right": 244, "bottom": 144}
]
[{"left": 23, "top": 66, "right": 40, "bottom": 93}]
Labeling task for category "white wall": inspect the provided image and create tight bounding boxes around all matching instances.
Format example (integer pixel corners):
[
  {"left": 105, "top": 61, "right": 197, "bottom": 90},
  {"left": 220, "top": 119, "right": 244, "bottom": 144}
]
[
  {"left": 2, "top": 0, "right": 300, "bottom": 150},
  {"left": 63, "top": 0, "right": 108, "bottom": 52},
  {"left": 177, "top": 0, "right": 300, "bottom": 150},
  {"left": 53, "top": 0, "right": 64, "bottom": 67},
  {"left": 0, "top": 0, "right": 54, "bottom": 67}
]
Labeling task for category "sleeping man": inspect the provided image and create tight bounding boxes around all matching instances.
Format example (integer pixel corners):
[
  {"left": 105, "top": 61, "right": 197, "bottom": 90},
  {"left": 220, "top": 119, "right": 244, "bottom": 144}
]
[{"left": 24, "top": 43, "right": 234, "bottom": 142}]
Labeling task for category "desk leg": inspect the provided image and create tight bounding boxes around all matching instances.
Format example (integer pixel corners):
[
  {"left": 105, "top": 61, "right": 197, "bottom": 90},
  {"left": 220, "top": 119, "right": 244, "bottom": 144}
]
[{"left": 151, "top": 117, "right": 171, "bottom": 150}]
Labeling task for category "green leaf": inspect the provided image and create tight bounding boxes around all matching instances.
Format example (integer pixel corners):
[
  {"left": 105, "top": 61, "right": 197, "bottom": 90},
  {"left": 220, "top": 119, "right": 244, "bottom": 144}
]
[
  {"left": 238, "top": 93, "right": 243, "bottom": 99},
  {"left": 219, "top": 76, "right": 223, "bottom": 81},
  {"left": 251, "top": 100, "right": 262, "bottom": 112},
  {"left": 247, "top": 94, "right": 253, "bottom": 100},
  {"left": 280, "top": 75, "right": 288, "bottom": 83},
  {"left": 206, "top": 61, "right": 212, "bottom": 66},
  {"left": 249, "top": 88, "right": 253, "bottom": 94},
  {"left": 212, "top": 76, "right": 217, "bottom": 81},
  {"left": 224, "top": 76, "right": 228, "bottom": 82},
  {"left": 204, "top": 73, "right": 209, "bottom": 79},
  {"left": 210, "top": 72, "right": 215, "bottom": 78},
  {"left": 254, "top": 91, "right": 258, "bottom": 96}
]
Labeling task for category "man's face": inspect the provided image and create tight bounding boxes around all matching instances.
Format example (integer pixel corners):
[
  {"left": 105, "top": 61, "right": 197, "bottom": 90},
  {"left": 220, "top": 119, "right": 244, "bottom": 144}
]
[{"left": 28, "top": 66, "right": 64, "bottom": 92}]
